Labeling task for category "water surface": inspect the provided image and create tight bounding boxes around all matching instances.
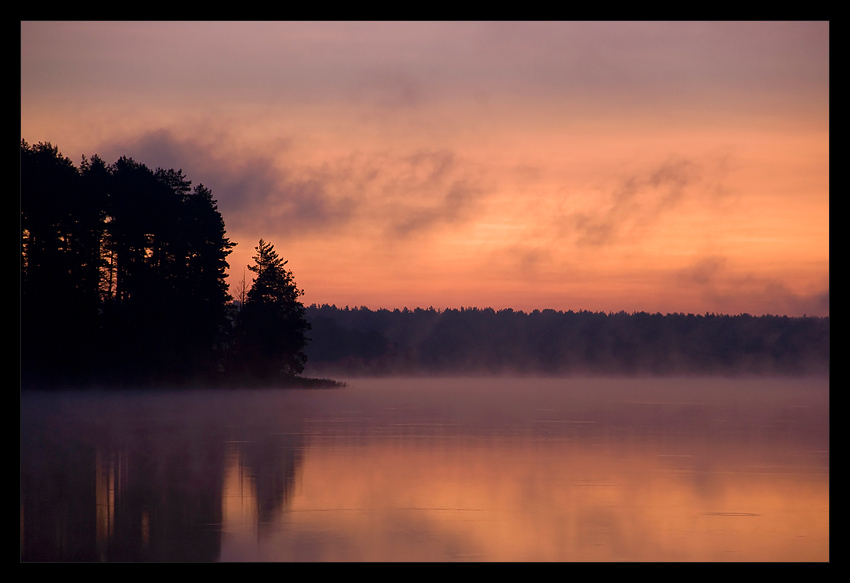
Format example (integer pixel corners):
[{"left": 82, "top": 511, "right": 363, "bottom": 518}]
[{"left": 20, "top": 377, "right": 829, "bottom": 561}]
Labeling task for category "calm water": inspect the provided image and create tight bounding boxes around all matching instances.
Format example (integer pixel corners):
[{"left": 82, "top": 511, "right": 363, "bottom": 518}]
[{"left": 20, "top": 377, "right": 829, "bottom": 561}]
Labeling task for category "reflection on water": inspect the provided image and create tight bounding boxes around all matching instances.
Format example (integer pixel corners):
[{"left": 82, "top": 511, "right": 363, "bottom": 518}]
[{"left": 21, "top": 377, "right": 829, "bottom": 561}]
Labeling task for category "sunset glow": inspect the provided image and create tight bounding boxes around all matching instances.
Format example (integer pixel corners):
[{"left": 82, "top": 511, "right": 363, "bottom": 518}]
[
  {"left": 21, "top": 21, "right": 829, "bottom": 316},
  {"left": 219, "top": 433, "right": 829, "bottom": 561}
]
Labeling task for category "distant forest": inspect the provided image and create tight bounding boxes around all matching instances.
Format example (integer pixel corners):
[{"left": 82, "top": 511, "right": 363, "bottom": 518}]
[
  {"left": 22, "top": 140, "right": 829, "bottom": 388},
  {"left": 304, "top": 305, "right": 829, "bottom": 376}
]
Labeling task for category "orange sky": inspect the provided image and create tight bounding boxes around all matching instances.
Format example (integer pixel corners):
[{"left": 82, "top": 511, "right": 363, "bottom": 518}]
[{"left": 21, "top": 21, "right": 829, "bottom": 316}]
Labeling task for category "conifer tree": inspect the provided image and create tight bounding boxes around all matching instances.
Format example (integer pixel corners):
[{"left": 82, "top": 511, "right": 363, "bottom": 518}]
[
  {"left": 21, "top": 140, "right": 235, "bottom": 386},
  {"left": 231, "top": 239, "right": 311, "bottom": 379}
]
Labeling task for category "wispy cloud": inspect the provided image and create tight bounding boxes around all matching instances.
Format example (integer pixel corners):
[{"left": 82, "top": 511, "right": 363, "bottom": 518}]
[
  {"left": 676, "top": 255, "right": 829, "bottom": 316},
  {"left": 378, "top": 150, "right": 487, "bottom": 238},
  {"left": 97, "top": 130, "right": 491, "bottom": 242},
  {"left": 22, "top": 22, "right": 827, "bottom": 315},
  {"left": 678, "top": 256, "right": 728, "bottom": 286},
  {"left": 564, "top": 154, "right": 733, "bottom": 247},
  {"left": 98, "top": 129, "right": 359, "bottom": 235}
]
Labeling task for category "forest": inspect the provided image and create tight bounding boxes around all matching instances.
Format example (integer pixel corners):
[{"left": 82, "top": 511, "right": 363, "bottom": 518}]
[
  {"left": 304, "top": 304, "right": 829, "bottom": 376},
  {"left": 21, "top": 140, "right": 829, "bottom": 388},
  {"left": 21, "top": 140, "right": 312, "bottom": 389}
]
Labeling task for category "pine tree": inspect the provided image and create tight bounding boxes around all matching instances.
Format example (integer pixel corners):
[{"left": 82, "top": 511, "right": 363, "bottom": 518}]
[
  {"left": 231, "top": 240, "right": 311, "bottom": 379},
  {"left": 22, "top": 141, "right": 235, "bottom": 386}
]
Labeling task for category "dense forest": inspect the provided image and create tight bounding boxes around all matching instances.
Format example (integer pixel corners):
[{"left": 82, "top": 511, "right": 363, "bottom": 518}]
[
  {"left": 21, "top": 141, "right": 311, "bottom": 389},
  {"left": 22, "top": 140, "right": 829, "bottom": 387},
  {"left": 304, "top": 305, "right": 829, "bottom": 376}
]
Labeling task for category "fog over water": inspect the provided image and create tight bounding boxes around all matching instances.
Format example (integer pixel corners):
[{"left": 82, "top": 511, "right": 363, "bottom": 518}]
[
  {"left": 21, "top": 22, "right": 829, "bottom": 562},
  {"left": 21, "top": 377, "right": 828, "bottom": 561}
]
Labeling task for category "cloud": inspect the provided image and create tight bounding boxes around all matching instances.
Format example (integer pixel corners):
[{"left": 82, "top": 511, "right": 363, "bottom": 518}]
[
  {"left": 759, "top": 283, "right": 829, "bottom": 317},
  {"left": 95, "top": 129, "right": 359, "bottom": 236},
  {"left": 677, "top": 256, "right": 727, "bottom": 286},
  {"left": 390, "top": 180, "right": 481, "bottom": 238},
  {"left": 95, "top": 130, "right": 492, "bottom": 246},
  {"left": 715, "top": 281, "right": 830, "bottom": 317},
  {"left": 370, "top": 149, "right": 489, "bottom": 239},
  {"left": 564, "top": 154, "right": 731, "bottom": 247},
  {"left": 676, "top": 255, "right": 829, "bottom": 316},
  {"left": 493, "top": 244, "right": 556, "bottom": 278}
]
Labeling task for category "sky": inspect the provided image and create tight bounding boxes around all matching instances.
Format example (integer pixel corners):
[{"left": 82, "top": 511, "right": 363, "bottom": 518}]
[{"left": 21, "top": 21, "right": 829, "bottom": 316}]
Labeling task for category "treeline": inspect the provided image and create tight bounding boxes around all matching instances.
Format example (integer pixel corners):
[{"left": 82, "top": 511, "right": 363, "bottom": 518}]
[
  {"left": 305, "top": 305, "right": 829, "bottom": 376},
  {"left": 22, "top": 140, "right": 829, "bottom": 385},
  {"left": 22, "top": 140, "right": 237, "bottom": 387},
  {"left": 21, "top": 140, "right": 315, "bottom": 389}
]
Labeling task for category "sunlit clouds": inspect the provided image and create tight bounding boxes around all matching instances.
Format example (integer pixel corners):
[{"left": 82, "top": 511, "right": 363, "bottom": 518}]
[{"left": 21, "top": 21, "right": 829, "bottom": 315}]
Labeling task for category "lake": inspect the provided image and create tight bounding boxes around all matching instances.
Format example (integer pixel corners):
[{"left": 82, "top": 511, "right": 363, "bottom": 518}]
[{"left": 20, "top": 377, "right": 829, "bottom": 561}]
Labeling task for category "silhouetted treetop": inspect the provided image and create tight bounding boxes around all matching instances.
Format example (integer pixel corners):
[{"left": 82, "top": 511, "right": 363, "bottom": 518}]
[
  {"left": 228, "top": 239, "right": 311, "bottom": 380},
  {"left": 247, "top": 239, "right": 303, "bottom": 309},
  {"left": 21, "top": 140, "right": 235, "bottom": 387}
]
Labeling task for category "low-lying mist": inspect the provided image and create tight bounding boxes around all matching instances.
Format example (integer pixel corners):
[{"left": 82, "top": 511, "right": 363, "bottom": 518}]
[{"left": 303, "top": 305, "right": 829, "bottom": 377}]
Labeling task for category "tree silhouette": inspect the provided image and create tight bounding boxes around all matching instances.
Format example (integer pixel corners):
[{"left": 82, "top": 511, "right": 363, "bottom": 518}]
[
  {"left": 21, "top": 141, "right": 104, "bottom": 381},
  {"left": 301, "top": 304, "right": 829, "bottom": 376},
  {"left": 229, "top": 240, "right": 311, "bottom": 380},
  {"left": 22, "top": 140, "right": 235, "bottom": 387}
]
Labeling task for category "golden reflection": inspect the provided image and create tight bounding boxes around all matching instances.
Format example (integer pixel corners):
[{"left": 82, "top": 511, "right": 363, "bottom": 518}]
[
  {"left": 222, "top": 443, "right": 258, "bottom": 536},
  {"left": 223, "top": 437, "right": 827, "bottom": 561}
]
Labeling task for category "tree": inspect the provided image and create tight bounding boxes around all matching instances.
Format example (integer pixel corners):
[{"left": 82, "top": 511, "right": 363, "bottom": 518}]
[
  {"left": 230, "top": 239, "right": 311, "bottom": 379},
  {"left": 21, "top": 140, "right": 104, "bottom": 382},
  {"left": 22, "top": 140, "right": 235, "bottom": 386},
  {"left": 98, "top": 159, "right": 235, "bottom": 382}
]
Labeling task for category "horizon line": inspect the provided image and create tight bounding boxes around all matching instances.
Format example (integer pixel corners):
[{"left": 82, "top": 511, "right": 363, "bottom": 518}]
[{"left": 302, "top": 303, "right": 829, "bottom": 319}]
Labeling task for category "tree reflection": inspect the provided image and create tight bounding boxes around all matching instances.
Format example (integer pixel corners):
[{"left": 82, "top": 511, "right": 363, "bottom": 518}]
[{"left": 20, "top": 391, "right": 307, "bottom": 561}]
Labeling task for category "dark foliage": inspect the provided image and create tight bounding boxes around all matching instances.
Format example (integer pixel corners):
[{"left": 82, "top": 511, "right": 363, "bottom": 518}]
[
  {"left": 22, "top": 140, "right": 235, "bottom": 387},
  {"left": 227, "top": 240, "right": 311, "bottom": 380},
  {"left": 22, "top": 139, "right": 828, "bottom": 386},
  {"left": 304, "top": 305, "right": 829, "bottom": 376}
]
